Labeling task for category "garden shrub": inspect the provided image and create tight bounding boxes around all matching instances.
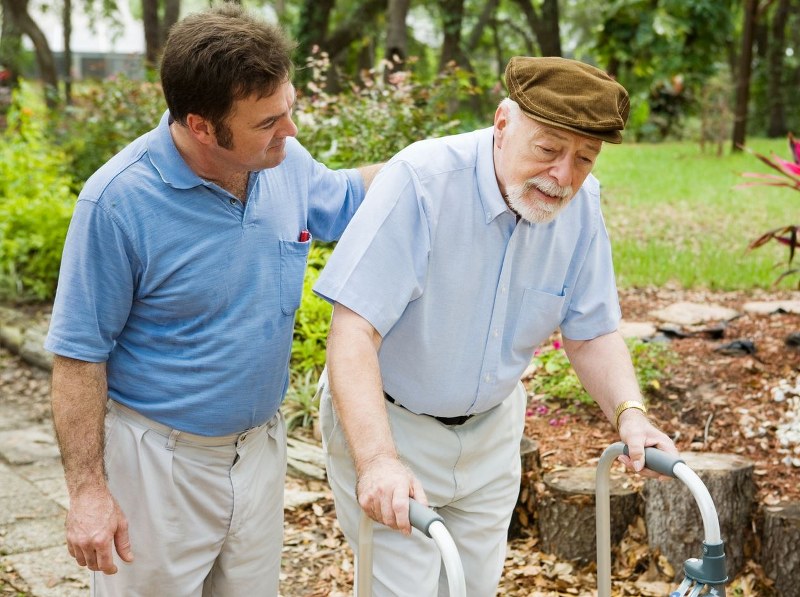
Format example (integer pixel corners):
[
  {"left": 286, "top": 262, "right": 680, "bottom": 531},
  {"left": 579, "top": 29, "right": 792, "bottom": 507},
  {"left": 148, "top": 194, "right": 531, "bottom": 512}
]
[
  {"left": 291, "top": 244, "right": 334, "bottom": 374},
  {"left": 0, "top": 93, "right": 76, "bottom": 300},
  {"left": 295, "top": 52, "right": 472, "bottom": 166},
  {"left": 528, "top": 337, "right": 676, "bottom": 409},
  {"left": 55, "top": 74, "right": 166, "bottom": 190}
]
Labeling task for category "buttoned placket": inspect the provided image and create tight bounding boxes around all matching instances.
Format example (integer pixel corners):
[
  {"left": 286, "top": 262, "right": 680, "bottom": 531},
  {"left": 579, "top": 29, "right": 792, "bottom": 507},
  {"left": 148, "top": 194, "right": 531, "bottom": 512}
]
[{"left": 471, "top": 214, "right": 521, "bottom": 413}]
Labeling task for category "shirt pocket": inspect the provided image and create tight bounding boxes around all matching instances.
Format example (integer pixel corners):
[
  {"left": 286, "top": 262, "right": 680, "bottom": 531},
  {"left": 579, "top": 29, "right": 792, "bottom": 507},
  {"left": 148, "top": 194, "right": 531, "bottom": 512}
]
[
  {"left": 512, "top": 287, "right": 567, "bottom": 353},
  {"left": 279, "top": 238, "right": 311, "bottom": 315}
]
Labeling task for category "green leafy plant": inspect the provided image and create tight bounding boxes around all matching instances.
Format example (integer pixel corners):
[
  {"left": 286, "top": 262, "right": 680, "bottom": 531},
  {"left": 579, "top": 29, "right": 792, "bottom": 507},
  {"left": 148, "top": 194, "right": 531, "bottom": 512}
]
[
  {"left": 290, "top": 244, "right": 334, "bottom": 374},
  {"left": 54, "top": 75, "right": 166, "bottom": 189},
  {"left": 740, "top": 133, "right": 800, "bottom": 285},
  {"left": 282, "top": 368, "right": 321, "bottom": 433},
  {"left": 295, "top": 51, "right": 472, "bottom": 167},
  {"left": 527, "top": 337, "right": 675, "bottom": 408},
  {"left": 0, "top": 90, "right": 76, "bottom": 300}
]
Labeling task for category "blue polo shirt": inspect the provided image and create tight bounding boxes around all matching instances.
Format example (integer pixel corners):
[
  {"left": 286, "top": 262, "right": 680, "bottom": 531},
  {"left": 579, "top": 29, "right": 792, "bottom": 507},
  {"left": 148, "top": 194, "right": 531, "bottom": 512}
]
[
  {"left": 313, "top": 127, "right": 620, "bottom": 417},
  {"left": 45, "top": 111, "right": 365, "bottom": 435}
]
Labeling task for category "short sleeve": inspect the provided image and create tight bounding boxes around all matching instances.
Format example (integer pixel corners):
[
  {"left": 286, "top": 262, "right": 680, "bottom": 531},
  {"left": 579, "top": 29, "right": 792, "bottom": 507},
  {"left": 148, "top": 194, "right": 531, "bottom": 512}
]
[
  {"left": 559, "top": 211, "right": 621, "bottom": 340},
  {"left": 313, "top": 161, "right": 431, "bottom": 336},
  {"left": 44, "top": 200, "right": 137, "bottom": 361}
]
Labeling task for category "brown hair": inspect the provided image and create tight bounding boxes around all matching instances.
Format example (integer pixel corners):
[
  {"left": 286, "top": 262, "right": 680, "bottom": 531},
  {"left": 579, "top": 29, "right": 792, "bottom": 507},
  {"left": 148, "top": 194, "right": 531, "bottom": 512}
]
[{"left": 160, "top": 3, "right": 295, "bottom": 141}]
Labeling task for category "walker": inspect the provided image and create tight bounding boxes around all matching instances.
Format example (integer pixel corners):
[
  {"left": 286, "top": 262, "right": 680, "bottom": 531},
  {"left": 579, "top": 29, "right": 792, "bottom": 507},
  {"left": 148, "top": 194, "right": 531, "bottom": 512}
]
[
  {"left": 354, "top": 499, "right": 467, "bottom": 597},
  {"left": 596, "top": 442, "right": 728, "bottom": 596},
  {"left": 354, "top": 443, "right": 727, "bottom": 596}
]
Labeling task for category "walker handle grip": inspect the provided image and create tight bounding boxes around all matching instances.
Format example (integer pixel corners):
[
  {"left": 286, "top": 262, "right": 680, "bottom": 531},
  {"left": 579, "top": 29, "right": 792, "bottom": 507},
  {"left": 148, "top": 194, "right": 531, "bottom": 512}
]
[
  {"left": 623, "top": 445, "right": 684, "bottom": 478},
  {"left": 409, "top": 499, "right": 444, "bottom": 538}
]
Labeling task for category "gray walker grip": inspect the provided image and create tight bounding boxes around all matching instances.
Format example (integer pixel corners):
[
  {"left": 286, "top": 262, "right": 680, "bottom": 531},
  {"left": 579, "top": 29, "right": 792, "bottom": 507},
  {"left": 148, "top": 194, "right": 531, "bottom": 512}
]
[
  {"left": 623, "top": 444, "right": 684, "bottom": 477},
  {"left": 409, "top": 499, "right": 444, "bottom": 537},
  {"left": 355, "top": 499, "right": 466, "bottom": 597}
]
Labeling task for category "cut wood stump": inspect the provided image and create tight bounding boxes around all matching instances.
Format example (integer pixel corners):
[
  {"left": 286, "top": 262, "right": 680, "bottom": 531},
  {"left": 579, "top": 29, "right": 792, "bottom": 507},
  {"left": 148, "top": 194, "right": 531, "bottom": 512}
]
[
  {"left": 643, "top": 452, "right": 754, "bottom": 581},
  {"left": 760, "top": 501, "right": 800, "bottom": 597},
  {"left": 508, "top": 435, "right": 540, "bottom": 539},
  {"left": 536, "top": 466, "right": 639, "bottom": 563}
]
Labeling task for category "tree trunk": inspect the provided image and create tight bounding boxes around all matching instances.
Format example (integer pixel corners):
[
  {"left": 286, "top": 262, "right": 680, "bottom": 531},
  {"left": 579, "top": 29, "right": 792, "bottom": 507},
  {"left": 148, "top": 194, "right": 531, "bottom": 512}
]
[
  {"left": 766, "top": 0, "right": 789, "bottom": 137},
  {"left": 761, "top": 502, "right": 800, "bottom": 597},
  {"left": 512, "top": 0, "right": 561, "bottom": 57},
  {"left": 732, "top": 0, "right": 758, "bottom": 152},
  {"left": 508, "top": 435, "right": 540, "bottom": 539},
  {"left": 537, "top": 467, "right": 639, "bottom": 563},
  {"left": 385, "top": 0, "right": 411, "bottom": 76},
  {"left": 161, "top": 0, "right": 181, "bottom": 48},
  {"left": 0, "top": 0, "right": 23, "bottom": 92},
  {"left": 142, "top": 0, "right": 161, "bottom": 69},
  {"left": 294, "top": 0, "right": 335, "bottom": 70},
  {"left": 325, "top": 0, "right": 385, "bottom": 59},
  {"left": 438, "top": 0, "right": 468, "bottom": 71},
  {"left": 465, "top": 0, "right": 499, "bottom": 54},
  {"left": 62, "top": 0, "right": 71, "bottom": 105},
  {"left": 5, "top": 0, "right": 58, "bottom": 107},
  {"left": 643, "top": 452, "right": 755, "bottom": 581}
]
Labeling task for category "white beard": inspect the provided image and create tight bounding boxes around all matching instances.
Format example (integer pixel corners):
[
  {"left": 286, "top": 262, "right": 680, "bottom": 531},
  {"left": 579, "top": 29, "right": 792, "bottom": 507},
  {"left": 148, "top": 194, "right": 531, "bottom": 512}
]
[{"left": 505, "top": 176, "right": 574, "bottom": 224}]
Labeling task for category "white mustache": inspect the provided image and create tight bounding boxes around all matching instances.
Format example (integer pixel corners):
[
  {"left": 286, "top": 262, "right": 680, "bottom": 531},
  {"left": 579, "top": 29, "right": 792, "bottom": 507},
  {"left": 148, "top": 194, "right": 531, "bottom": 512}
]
[{"left": 523, "top": 176, "right": 573, "bottom": 200}]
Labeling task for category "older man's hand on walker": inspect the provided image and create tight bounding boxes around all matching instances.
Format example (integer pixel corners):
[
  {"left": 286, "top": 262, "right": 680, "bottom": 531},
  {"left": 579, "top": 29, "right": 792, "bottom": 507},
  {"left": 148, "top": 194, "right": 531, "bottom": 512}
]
[
  {"left": 616, "top": 408, "right": 678, "bottom": 479},
  {"left": 356, "top": 454, "right": 428, "bottom": 535}
]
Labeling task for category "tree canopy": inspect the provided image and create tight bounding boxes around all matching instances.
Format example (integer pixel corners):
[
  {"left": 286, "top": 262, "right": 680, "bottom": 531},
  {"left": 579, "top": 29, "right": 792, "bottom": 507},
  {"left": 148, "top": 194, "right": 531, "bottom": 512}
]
[{"left": 1, "top": 0, "right": 799, "bottom": 141}]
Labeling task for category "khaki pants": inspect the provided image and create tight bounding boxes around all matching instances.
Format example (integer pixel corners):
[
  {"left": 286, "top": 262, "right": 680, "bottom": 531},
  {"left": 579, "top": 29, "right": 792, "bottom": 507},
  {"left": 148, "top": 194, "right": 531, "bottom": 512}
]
[
  {"left": 320, "top": 379, "right": 526, "bottom": 597},
  {"left": 92, "top": 401, "right": 287, "bottom": 597}
]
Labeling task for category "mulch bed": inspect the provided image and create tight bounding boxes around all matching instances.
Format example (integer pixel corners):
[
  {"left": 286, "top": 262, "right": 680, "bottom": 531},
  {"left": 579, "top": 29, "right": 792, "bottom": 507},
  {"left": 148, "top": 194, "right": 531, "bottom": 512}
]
[{"left": 2, "top": 285, "right": 798, "bottom": 595}]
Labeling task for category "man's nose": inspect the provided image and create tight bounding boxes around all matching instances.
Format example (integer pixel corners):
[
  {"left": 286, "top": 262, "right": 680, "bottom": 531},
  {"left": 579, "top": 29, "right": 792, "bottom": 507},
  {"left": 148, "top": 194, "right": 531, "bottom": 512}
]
[
  {"left": 281, "top": 115, "right": 298, "bottom": 138},
  {"left": 547, "top": 155, "right": 574, "bottom": 187}
]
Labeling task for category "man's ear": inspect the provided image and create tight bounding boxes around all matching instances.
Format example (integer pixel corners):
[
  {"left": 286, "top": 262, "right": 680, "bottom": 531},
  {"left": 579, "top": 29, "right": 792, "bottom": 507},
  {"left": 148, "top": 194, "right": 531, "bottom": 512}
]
[
  {"left": 494, "top": 104, "right": 509, "bottom": 148},
  {"left": 185, "top": 113, "right": 215, "bottom": 145}
]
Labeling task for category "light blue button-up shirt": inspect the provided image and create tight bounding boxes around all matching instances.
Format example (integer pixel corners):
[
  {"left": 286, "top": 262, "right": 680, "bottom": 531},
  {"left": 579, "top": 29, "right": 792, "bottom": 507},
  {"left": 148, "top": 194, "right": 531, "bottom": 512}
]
[
  {"left": 45, "top": 111, "right": 365, "bottom": 435},
  {"left": 313, "top": 127, "right": 620, "bottom": 417}
]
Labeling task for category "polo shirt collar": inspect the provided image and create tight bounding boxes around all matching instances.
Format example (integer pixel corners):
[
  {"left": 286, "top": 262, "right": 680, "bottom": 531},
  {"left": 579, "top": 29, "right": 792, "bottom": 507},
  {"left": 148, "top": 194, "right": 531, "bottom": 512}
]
[
  {"left": 147, "top": 111, "right": 205, "bottom": 190},
  {"left": 476, "top": 127, "right": 509, "bottom": 224}
]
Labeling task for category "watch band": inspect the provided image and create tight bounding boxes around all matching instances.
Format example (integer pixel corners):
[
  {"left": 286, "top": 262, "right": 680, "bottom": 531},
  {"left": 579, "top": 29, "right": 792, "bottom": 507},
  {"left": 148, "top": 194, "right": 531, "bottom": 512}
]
[{"left": 614, "top": 400, "right": 647, "bottom": 430}]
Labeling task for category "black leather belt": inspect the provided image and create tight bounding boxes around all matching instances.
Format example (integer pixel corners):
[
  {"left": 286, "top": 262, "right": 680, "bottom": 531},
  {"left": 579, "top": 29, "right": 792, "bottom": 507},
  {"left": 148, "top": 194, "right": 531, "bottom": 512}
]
[{"left": 384, "top": 392, "right": 474, "bottom": 426}]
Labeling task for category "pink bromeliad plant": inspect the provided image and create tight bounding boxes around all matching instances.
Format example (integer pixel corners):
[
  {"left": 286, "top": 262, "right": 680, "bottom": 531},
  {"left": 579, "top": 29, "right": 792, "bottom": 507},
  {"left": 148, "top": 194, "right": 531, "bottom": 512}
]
[{"left": 740, "top": 133, "right": 800, "bottom": 285}]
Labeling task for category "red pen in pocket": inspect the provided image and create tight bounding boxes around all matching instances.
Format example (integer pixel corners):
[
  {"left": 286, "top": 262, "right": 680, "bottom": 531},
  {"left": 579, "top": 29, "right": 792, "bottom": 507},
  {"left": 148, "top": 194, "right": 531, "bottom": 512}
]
[{"left": 298, "top": 229, "right": 310, "bottom": 242}]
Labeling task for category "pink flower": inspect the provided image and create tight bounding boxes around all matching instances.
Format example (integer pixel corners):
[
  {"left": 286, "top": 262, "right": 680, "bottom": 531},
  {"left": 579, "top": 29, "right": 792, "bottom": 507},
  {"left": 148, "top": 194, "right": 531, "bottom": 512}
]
[
  {"left": 552, "top": 340, "right": 562, "bottom": 350},
  {"left": 775, "top": 157, "right": 800, "bottom": 177}
]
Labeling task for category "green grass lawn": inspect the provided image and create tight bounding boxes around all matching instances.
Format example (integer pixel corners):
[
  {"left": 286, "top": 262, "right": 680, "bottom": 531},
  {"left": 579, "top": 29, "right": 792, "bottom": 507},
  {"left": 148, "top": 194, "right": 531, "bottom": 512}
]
[{"left": 593, "top": 137, "right": 797, "bottom": 290}]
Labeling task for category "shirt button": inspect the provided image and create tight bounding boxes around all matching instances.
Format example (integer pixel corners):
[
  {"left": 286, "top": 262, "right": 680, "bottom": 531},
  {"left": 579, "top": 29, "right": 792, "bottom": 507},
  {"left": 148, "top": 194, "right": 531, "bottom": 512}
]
[
  {"left": 484, "top": 374, "right": 493, "bottom": 383},
  {"left": 229, "top": 198, "right": 236, "bottom": 205},
  {"left": 493, "top": 329, "right": 500, "bottom": 338}
]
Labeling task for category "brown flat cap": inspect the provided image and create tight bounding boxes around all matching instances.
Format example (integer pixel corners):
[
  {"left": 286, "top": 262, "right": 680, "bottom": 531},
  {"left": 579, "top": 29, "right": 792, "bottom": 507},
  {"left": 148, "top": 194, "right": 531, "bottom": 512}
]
[{"left": 505, "top": 56, "right": 630, "bottom": 144}]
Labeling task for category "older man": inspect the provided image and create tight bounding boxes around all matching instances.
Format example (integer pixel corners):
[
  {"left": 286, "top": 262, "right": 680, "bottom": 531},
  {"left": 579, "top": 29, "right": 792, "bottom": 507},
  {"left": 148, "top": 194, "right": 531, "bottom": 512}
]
[{"left": 312, "top": 56, "right": 676, "bottom": 596}]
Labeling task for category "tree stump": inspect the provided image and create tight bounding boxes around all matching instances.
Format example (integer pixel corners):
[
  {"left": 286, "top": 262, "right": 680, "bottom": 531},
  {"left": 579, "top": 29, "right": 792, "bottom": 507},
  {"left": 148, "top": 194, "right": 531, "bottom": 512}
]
[
  {"left": 508, "top": 435, "right": 540, "bottom": 539},
  {"left": 643, "top": 452, "right": 754, "bottom": 580},
  {"left": 760, "top": 501, "right": 800, "bottom": 597},
  {"left": 536, "top": 466, "right": 639, "bottom": 563}
]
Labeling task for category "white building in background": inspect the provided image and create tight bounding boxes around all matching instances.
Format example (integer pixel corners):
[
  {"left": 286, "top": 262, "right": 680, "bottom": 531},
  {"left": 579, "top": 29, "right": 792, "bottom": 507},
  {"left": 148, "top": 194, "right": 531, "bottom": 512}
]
[{"left": 28, "top": 0, "right": 145, "bottom": 79}]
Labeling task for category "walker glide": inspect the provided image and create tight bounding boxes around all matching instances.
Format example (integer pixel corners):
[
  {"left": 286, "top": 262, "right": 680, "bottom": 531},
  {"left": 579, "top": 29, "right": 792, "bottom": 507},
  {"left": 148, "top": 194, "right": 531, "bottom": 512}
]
[{"left": 596, "top": 442, "right": 728, "bottom": 597}]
